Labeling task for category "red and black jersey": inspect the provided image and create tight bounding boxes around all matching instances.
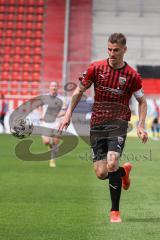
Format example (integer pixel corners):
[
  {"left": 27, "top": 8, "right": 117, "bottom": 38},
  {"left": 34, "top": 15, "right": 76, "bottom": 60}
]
[{"left": 79, "top": 58, "right": 143, "bottom": 127}]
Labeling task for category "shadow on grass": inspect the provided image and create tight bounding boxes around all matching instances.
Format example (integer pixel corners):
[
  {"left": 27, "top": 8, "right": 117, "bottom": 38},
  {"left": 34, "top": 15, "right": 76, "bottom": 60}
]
[{"left": 126, "top": 217, "right": 160, "bottom": 223}]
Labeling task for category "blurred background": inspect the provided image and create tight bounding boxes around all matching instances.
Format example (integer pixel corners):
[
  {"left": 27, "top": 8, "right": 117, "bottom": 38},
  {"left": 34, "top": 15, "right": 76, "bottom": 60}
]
[{"left": 0, "top": 0, "right": 159, "bottom": 137}]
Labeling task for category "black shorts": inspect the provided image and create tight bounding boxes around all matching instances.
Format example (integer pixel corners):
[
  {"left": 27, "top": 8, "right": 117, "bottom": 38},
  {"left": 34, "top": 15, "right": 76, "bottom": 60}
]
[{"left": 90, "top": 120, "right": 128, "bottom": 162}]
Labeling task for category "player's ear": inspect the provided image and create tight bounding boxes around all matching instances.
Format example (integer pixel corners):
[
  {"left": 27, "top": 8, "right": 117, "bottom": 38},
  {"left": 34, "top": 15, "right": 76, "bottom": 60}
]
[{"left": 124, "top": 46, "right": 127, "bottom": 53}]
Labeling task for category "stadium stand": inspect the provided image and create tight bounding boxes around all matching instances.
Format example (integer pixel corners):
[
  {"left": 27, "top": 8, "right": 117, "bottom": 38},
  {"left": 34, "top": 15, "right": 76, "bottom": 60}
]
[
  {"left": 93, "top": 0, "right": 160, "bottom": 96},
  {"left": 0, "top": 0, "right": 46, "bottom": 101},
  {"left": 67, "top": 0, "right": 92, "bottom": 90}
]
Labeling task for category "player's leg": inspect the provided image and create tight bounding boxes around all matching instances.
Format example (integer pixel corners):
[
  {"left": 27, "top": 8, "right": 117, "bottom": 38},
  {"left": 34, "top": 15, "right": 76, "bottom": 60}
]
[
  {"left": 107, "top": 136, "right": 132, "bottom": 222},
  {"left": 107, "top": 150, "right": 124, "bottom": 222},
  {"left": 42, "top": 136, "right": 56, "bottom": 167},
  {"left": 93, "top": 152, "right": 123, "bottom": 222},
  {"left": 42, "top": 135, "right": 53, "bottom": 148},
  {"left": 50, "top": 136, "right": 60, "bottom": 168}
]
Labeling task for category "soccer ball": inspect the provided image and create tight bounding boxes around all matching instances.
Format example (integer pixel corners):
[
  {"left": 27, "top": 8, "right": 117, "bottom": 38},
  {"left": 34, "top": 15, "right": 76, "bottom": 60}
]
[{"left": 10, "top": 117, "right": 34, "bottom": 139}]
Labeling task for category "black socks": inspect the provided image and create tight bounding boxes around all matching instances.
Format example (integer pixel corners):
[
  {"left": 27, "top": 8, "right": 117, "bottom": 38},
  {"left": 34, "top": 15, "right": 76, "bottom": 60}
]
[{"left": 108, "top": 168, "right": 125, "bottom": 211}]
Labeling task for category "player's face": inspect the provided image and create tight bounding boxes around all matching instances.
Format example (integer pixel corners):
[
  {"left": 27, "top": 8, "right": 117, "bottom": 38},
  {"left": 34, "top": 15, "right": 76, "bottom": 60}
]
[
  {"left": 49, "top": 84, "right": 58, "bottom": 96},
  {"left": 108, "top": 42, "right": 127, "bottom": 67}
]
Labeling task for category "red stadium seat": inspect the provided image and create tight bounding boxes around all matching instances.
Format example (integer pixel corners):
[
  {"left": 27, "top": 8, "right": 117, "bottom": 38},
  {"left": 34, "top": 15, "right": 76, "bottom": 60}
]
[
  {"left": 24, "top": 38, "right": 33, "bottom": 46},
  {"left": 0, "top": 6, "right": 5, "bottom": 13},
  {"left": 0, "top": 81, "right": 8, "bottom": 94},
  {"left": 0, "top": 21, "right": 4, "bottom": 28},
  {"left": 33, "top": 47, "right": 41, "bottom": 55},
  {"left": 14, "top": 38, "right": 23, "bottom": 46},
  {"left": 28, "top": 0, "right": 35, "bottom": 6},
  {"left": 37, "top": 0, "right": 45, "bottom": 6},
  {"left": 10, "top": 81, "right": 19, "bottom": 95},
  {"left": 17, "top": 6, "right": 25, "bottom": 14},
  {"left": 0, "top": 0, "right": 5, "bottom": 4},
  {"left": 4, "top": 38, "right": 12, "bottom": 46},
  {"left": 26, "top": 14, "right": 34, "bottom": 22},
  {"left": 3, "top": 46, "right": 12, "bottom": 54},
  {"left": 6, "top": 21, "right": 15, "bottom": 29},
  {"left": 1, "top": 63, "right": 10, "bottom": 71},
  {"left": 30, "top": 81, "right": 39, "bottom": 95},
  {"left": 3, "top": 54, "right": 11, "bottom": 62},
  {"left": 20, "top": 81, "right": 30, "bottom": 95},
  {"left": 14, "top": 46, "right": 22, "bottom": 54},
  {"left": 26, "top": 22, "right": 34, "bottom": 30},
  {"left": 23, "top": 63, "right": 31, "bottom": 71},
  {"left": 7, "top": 14, "right": 15, "bottom": 21},
  {"left": 32, "top": 72, "right": 40, "bottom": 81},
  {"left": 34, "top": 39, "right": 42, "bottom": 46},
  {"left": 12, "top": 71, "right": 21, "bottom": 80},
  {"left": 9, "top": 0, "right": 17, "bottom": 4},
  {"left": 36, "top": 7, "right": 44, "bottom": 14},
  {"left": 8, "top": 6, "right": 15, "bottom": 13},
  {"left": 23, "top": 46, "right": 32, "bottom": 55},
  {"left": 36, "top": 15, "right": 43, "bottom": 22},
  {"left": 15, "top": 30, "right": 24, "bottom": 38},
  {"left": 18, "top": 0, "right": 26, "bottom": 5},
  {"left": 27, "top": 7, "right": 35, "bottom": 14},
  {"left": 0, "top": 13, "right": 5, "bottom": 21},
  {"left": 35, "top": 22, "right": 43, "bottom": 29},
  {"left": 23, "top": 55, "right": 31, "bottom": 63},
  {"left": 1, "top": 71, "right": 10, "bottom": 80},
  {"left": 33, "top": 63, "right": 41, "bottom": 72},
  {"left": 12, "top": 63, "right": 21, "bottom": 71},
  {"left": 34, "top": 30, "right": 43, "bottom": 38},
  {"left": 16, "top": 21, "right": 24, "bottom": 29},
  {"left": 25, "top": 30, "right": 33, "bottom": 38},
  {"left": 13, "top": 54, "right": 21, "bottom": 63},
  {"left": 5, "top": 30, "right": 13, "bottom": 38},
  {"left": 0, "top": 29, "right": 3, "bottom": 37},
  {"left": 22, "top": 71, "right": 30, "bottom": 80},
  {"left": 17, "top": 14, "right": 24, "bottom": 21},
  {"left": 33, "top": 55, "right": 41, "bottom": 63}
]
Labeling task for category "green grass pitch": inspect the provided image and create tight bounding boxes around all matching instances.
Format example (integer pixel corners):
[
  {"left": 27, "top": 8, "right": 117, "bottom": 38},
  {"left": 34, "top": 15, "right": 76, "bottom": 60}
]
[{"left": 0, "top": 134, "right": 160, "bottom": 240}]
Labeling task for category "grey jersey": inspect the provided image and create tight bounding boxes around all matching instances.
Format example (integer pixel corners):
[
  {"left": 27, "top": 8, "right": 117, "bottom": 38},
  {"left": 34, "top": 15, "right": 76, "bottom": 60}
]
[{"left": 41, "top": 94, "right": 66, "bottom": 123}]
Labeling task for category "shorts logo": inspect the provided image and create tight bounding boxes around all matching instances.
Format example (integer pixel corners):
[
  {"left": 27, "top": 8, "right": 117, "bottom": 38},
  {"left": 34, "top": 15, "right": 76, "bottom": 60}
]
[
  {"left": 118, "top": 136, "right": 124, "bottom": 145},
  {"left": 119, "top": 77, "right": 126, "bottom": 85}
]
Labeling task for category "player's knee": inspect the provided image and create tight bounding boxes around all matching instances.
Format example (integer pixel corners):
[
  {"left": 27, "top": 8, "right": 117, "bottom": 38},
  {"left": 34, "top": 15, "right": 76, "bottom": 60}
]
[
  {"left": 107, "top": 152, "right": 119, "bottom": 171},
  {"left": 53, "top": 137, "right": 59, "bottom": 145},
  {"left": 95, "top": 168, "right": 107, "bottom": 180},
  {"left": 107, "top": 161, "right": 118, "bottom": 172},
  {"left": 43, "top": 139, "right": 50, "bottom": 145}
]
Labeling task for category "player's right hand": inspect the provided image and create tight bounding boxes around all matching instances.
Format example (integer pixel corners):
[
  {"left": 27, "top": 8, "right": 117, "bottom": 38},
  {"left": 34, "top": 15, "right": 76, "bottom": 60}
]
[{"left": 57, "top": 115, "right": 71, "bottom": 135}]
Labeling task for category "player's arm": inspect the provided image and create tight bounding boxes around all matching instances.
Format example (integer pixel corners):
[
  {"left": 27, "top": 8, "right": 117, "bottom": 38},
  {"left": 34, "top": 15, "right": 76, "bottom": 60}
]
[
  {"left": 135, "top": 93, "right": 148, "bottom": 143},
  {"left": 58, "top": 83, "right": 87, "bottom": 134}
]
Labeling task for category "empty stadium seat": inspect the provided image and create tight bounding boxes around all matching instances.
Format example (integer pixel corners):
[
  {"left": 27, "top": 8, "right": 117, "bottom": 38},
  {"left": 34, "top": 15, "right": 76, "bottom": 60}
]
[
  {"left": 33, "top": 63, "right": 41, "bottom": 72},
  {"left": 10, "top": 81, "right": 19, "bottom": 94},
  {"left": 12, "top": 63, "right": 21, "bottom": 71},
  {"left": 6, "top": 21, "right": 15, "bottom": 29},
  {"left": 36, "top": 15, "right": 44, "bottom": 22},
  {"left": 0, "top": 0, "right": 46, "bottom": 98}
]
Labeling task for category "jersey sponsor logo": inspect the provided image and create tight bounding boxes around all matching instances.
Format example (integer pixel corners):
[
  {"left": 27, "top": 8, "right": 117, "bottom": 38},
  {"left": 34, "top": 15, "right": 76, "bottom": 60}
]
[
  {"left": 119, "top": 76, "right": 126, "bottom": 85},
  {"left": 99, "top": 86, "right": 124, "bottom": 95}
]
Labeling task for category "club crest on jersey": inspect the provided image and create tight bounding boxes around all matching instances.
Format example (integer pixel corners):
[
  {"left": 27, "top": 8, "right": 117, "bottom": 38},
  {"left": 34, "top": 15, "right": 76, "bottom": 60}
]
[{"left": 119, "top": 77, "right": 126, "bottom": 85}]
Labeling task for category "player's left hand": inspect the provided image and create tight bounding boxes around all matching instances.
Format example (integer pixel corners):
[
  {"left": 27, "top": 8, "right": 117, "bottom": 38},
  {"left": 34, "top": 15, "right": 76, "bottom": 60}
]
[{"left": 137, "top": 126, "right": 148, "bottom": 143}]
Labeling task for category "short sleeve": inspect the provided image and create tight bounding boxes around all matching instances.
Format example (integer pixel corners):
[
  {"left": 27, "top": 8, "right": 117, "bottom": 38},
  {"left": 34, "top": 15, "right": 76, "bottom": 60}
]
[
  {"left": 132, "top": 74, "right": 143, "bottom": 93},
  {"left": 79, "top": 64, "right": 95, "bottom": 89}
]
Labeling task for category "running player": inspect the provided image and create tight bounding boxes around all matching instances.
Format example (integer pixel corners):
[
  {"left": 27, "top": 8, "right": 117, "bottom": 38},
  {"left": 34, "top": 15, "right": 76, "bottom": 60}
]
[
  {"left": 40, "top": 81, "right": 67, "bottom": 167},
  {"left": 58, "top": 33, "right": 148, "bottom": 222}
]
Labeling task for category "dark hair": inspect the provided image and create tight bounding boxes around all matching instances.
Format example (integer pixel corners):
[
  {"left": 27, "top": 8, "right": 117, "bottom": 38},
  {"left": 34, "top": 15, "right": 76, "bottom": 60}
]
[{"left": 108, "top": 33, "right": 127, "bottom": 46}]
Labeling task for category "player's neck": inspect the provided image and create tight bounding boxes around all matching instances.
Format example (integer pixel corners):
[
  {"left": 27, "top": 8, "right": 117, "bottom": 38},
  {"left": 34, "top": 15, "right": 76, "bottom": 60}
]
[{"left": 109, "top": 60, "right": 125, "bottom": 70}]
